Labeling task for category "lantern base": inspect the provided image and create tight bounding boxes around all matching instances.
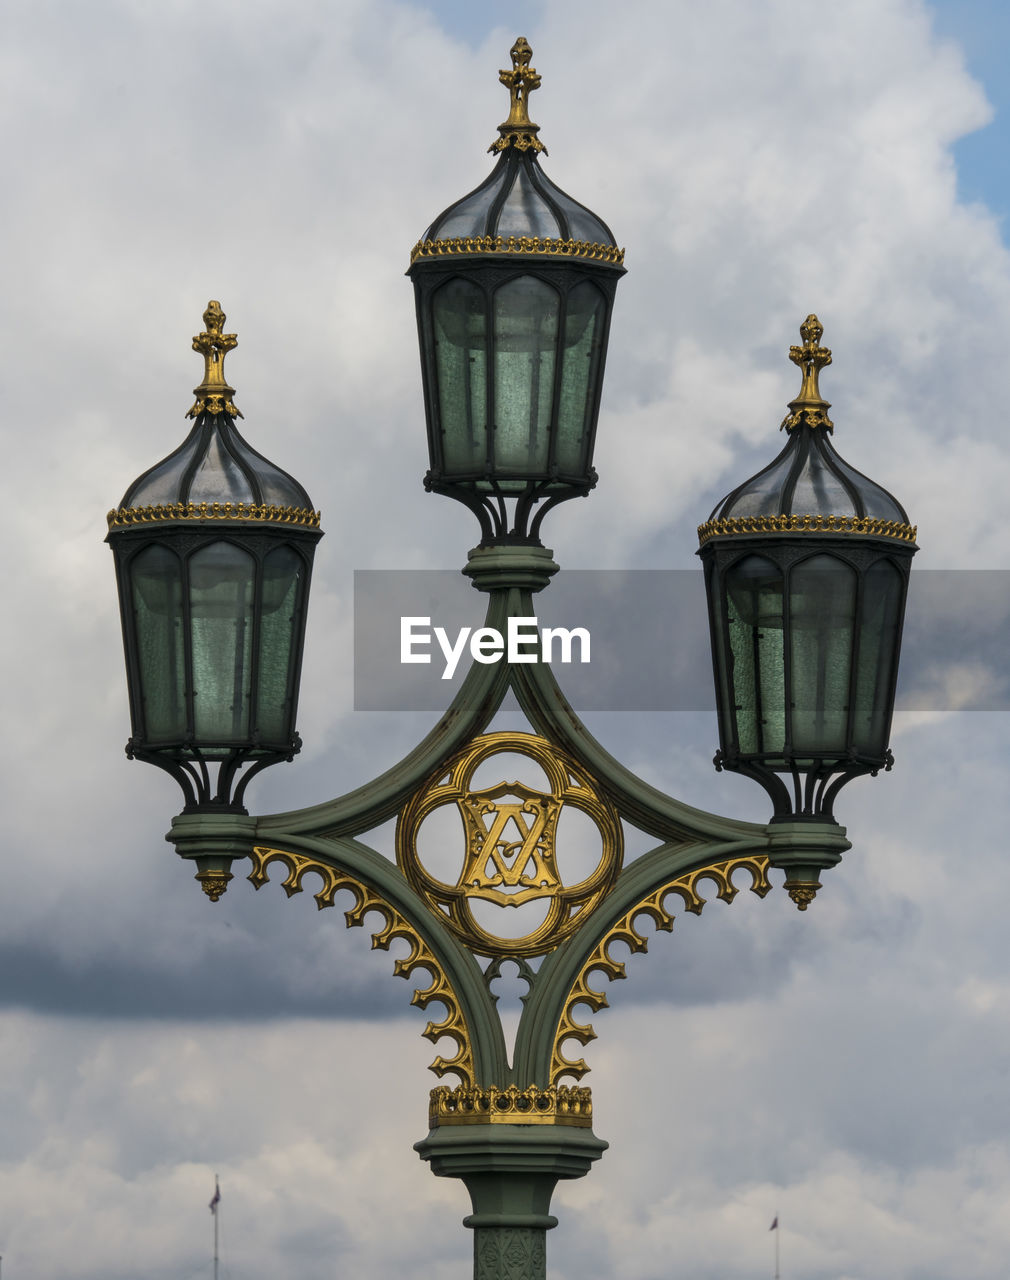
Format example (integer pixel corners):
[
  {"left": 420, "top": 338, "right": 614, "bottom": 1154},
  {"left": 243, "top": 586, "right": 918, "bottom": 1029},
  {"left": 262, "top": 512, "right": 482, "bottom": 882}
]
[
  {"left": 715, "top": 748, "right": 892, "bottom": 824},
  {"left": 126, "top": 738, "right": 302, "bottom": 813}
]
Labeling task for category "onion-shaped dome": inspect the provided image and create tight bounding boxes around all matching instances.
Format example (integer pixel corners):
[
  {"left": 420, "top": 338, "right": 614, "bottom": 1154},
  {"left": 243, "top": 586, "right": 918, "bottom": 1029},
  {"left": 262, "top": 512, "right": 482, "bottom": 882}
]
[
  {"left": 410, "top": 37, "right": 623, "bottom": 269},
  {"left": 109, "top": 301, "right": 318, "bottom": 527},
  {"left": 698, "top": 316, "right": 915, "bottom": 545}
]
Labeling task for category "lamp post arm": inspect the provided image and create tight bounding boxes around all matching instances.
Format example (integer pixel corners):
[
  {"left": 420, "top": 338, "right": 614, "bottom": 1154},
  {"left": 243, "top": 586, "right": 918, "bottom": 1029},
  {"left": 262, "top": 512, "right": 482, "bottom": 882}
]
[
  {"left": 512, "top": 838, "right": 775, "bottom": 1085},
  {"left": 256, "top": 589, "right": 519, "bottom": 839},
  {"left": 510, "top": 655, "right": 771, "bottom": 844},
  {"left": 241, "top": 832, "right": 510, "bottom": 1086}
]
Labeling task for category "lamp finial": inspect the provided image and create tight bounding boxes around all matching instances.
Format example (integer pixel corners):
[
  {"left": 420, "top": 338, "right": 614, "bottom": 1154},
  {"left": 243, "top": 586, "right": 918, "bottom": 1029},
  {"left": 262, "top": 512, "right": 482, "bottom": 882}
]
[
  {"left": 490, "top": 37, "right": 546, "bottom": 156},
  {"left": 781, "top": 314, "right": 833, "bottom": 432},
  {"left": 187, "top": 300, "right": 243, "bottom": 419}
]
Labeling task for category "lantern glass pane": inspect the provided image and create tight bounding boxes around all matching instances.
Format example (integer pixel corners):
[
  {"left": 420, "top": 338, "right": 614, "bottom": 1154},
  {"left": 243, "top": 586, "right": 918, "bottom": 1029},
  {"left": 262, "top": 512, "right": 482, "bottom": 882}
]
[
  {"left": 191, "top": 430, "right": 254, "bottom": 505},
  {"left": 130, "top": 544, "right": 186, "bottom": 744},
  {"left": 789, "top": 554, "right": 856, "bottom": 754},
  {"left": 497, "top": 164, "right": 561, "bottom": 239},
  {"left": 705, "top": 561, "right": 735, "bottom": 741},
  {"left": 493, "top": 276, "right": 559, "bottom": 475},
  {"left": 189, "top": 540, "right": 255, "bottom": 745},
  {"left": 256, "top": 545, "right": 305, "bottom": 743},
  {"left": 433, "top": 278, "right": 488, "bottom": 475},
  {"left": 555, "top": 281, "right": 605, "bottom": 475},
  {"left": 853, "top": 557, "right": 904, "bottom": 753},
  {"left": 726, "top": 555, "right": 785, "bottom": 757}
]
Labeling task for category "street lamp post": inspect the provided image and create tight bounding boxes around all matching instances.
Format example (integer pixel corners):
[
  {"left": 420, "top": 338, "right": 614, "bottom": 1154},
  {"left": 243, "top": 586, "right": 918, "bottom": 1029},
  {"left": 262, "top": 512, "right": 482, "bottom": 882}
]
[{"left": 107, "top": 40, "right": 916, "bottom": 1280}]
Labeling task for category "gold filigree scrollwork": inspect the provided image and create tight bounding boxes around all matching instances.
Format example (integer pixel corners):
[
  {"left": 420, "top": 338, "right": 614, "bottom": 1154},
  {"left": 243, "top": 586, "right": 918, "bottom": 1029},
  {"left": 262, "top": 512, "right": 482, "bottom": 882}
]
[
  {"left": 106, "top": 501, "right": 321, "bottom": 529},
  {"left": 248, "top": 846, "right": 475, "bottom": 1086},
  {"left": 696, "top": 513, "right": 917, "bottom": 546},
  {"left": 781, "top": 313, "right": 834, "bottom": 432},
  {"left": 187, "top": 300, "right": 243, "bottom": 419},
  {"left": 490, "top": 36, "right": 546, "bottom": 155},
  {"left": 550, "top": 854, "right": 772, "bottom": 1084},
  {"left": 397, "top": 733, "right": 623, "bottom": 960},
  {"left": 409, "top": 235, "right": 625, "bottom": 267},
  {"left": 429, "top": 1083, "right": 593, "bottom": 1129}
]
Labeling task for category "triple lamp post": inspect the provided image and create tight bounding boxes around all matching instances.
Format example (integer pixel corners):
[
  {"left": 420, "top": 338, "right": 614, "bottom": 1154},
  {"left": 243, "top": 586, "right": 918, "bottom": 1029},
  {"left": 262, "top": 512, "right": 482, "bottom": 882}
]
[{"left": 106, "top": 39, "right": 916, "bottom": 1280}]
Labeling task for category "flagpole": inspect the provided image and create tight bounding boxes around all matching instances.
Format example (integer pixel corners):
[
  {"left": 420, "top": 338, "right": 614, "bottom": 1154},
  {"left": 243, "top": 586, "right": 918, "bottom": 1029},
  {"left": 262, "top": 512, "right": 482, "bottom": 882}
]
[{"left": 212, "top": 1175, "right": 220, "bottom": 1280}]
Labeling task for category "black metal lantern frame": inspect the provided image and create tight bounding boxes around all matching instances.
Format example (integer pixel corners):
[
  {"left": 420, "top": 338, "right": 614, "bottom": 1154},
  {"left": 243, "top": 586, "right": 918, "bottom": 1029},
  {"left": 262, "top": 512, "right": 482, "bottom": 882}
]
[
  {"left": 409, "top": 258, "right": 623, "bottom": 545},
  {"left": 700, "top": 533, "right": 915, "bottom": 822},
  {"left": 109, "top": 519, "right": 321, "bottom": 812}
]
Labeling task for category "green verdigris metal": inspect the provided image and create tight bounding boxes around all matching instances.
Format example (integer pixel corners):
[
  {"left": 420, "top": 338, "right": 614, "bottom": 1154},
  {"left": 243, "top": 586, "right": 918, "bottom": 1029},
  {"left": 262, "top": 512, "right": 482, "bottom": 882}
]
[{"left": 167, "top": 545, "right": 850, "bottom": 1280}]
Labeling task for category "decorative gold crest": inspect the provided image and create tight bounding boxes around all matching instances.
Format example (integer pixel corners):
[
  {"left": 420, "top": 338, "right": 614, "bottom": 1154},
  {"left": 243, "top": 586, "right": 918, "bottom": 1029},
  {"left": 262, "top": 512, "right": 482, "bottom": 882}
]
[
  {"left": 187, "top": 300, "right": 243, "bottom": 419},
  {"left": 429, "top": 1083, "right": 593, "bottom": 1129},
  {"left": 397, "top": 732, "right": 623, "bottom": 958}
]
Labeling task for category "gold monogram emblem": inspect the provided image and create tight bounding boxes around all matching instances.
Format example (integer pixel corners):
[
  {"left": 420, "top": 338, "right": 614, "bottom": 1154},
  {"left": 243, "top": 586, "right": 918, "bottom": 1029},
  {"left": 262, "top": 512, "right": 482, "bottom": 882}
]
[{"left": 397, "top": 732, "right": 622, "bottom": 957}]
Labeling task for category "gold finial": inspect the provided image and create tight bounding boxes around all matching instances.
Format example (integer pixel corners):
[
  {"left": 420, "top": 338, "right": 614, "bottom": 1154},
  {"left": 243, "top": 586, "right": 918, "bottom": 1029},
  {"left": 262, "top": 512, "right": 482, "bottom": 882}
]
[
  {"left": 489, "top": 37, "right": 547, "bottom": 155},
  {"left": 780, "top": 314, "right": 833, "bottom": 432},
  {"left": 187, "top": 300, "right": 243, "bottom": 419}
]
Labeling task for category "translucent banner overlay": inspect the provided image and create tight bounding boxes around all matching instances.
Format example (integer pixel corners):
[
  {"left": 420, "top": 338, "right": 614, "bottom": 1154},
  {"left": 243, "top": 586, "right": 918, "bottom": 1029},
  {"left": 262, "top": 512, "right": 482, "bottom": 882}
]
[{"left": 353, "top": 570, "right": 1010, "bottom": 712}]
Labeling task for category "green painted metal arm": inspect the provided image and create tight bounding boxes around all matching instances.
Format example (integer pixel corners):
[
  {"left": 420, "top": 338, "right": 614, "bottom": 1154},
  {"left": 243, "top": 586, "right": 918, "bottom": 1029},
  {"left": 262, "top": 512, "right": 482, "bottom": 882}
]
[
  {"left": 238, "top": 830, "right": 510, "bottom": 1085},
  {"left": 509, "top": 829, "right": 844, "bottom": 1090},
  {"left": 511, "top": 650, "right": 770, "bottom": 845},
  {"left": 255, "top": 589, "right": 530, "bottom": 840}
]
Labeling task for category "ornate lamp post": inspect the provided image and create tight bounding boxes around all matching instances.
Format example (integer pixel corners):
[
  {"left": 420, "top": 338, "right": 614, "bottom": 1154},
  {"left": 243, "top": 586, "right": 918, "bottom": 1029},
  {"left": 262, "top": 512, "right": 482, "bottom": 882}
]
[{"left": 108, "top": 41, "right": 915, "bottom": 1280}]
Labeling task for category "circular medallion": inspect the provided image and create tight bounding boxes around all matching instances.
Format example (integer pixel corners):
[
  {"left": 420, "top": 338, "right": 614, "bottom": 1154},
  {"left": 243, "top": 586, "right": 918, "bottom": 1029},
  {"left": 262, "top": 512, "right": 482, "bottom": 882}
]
[{"left": 396, "top": 732, "right": 623, "bottom": 958}]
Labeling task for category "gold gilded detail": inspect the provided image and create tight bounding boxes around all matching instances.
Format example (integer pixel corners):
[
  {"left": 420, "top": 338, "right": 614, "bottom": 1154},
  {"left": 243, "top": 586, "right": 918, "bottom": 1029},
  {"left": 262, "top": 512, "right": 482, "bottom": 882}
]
[
  {"left": 397, "top": 733, "right": 623, "bottom": 960},
  {"left": 187, "top": 300, "right": 243, "bottom": 419},
  {"left": 409, "top": 235, "right": 624, "bottom": 267},
  {"left": 490, "top": 37, "right": 546, "bottom": 155},
  {"left": 697, "top": 513, "right": 917, "bottom": 546},
  {"left": 248, "top": 846, "right": 475, "bottom": 1086},
  {"left": 195, "top": 870, "right": 232, "bottom": 902},
  {"left": 550, "top": 854, "right": 771, "bottom": 1084},
  {"left": 781, "top": 313, "right": 834, "bottom": 432},
  {"left": 429, "top": 1083, "right": 593, "bottom": 1129},
  {"left": 784, "top": 881, "right": 819, "bottom": 911},
  {"left": 106, "top": 501, "right": 321, "bottom": 530}
]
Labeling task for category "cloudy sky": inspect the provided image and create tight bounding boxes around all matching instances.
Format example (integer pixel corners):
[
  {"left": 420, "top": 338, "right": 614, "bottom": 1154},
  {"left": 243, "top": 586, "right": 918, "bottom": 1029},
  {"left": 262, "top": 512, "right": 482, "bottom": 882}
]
[{"left": 4, "top": 0, "right": 1010, "bottom": 1276}]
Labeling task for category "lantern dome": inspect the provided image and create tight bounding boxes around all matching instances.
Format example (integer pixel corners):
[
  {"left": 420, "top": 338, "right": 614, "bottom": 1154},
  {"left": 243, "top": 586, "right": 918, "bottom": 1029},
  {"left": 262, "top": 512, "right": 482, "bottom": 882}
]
[
  {"left": 411, "top": 37, "right": 623, "bottom": 267},
  {"left": 111, "top": 301, "right": 318, "bottom": 524},
  {"left": 699, "top": 316, "right": 914, "bottom": 545}
]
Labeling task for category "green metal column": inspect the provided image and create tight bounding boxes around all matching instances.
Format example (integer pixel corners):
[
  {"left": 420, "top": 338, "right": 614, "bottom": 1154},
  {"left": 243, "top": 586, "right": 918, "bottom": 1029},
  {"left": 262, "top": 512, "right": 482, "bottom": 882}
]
[{"left": 415, "top": 1125, "right": 607, "bottom": 1280}]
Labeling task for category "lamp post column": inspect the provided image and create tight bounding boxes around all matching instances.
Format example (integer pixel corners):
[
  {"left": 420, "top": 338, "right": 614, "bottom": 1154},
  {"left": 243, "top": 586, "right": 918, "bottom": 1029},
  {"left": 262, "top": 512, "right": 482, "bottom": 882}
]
[{"left": 416, "top": 1125, "right": 607, "bottom": 1280}]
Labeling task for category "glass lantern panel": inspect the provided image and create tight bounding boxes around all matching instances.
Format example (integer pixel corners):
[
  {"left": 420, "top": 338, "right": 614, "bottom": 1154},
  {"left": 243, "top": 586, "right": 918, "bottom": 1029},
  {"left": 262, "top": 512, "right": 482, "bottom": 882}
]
[
  {"left": 555, "top": 281, "right": 605, "bottom": 476},
  {"left": 255, "top": 544, "right": 305, "bottom": 744},
  {"left": 535, "top": 168, "right": 616, "bottom": 245},
  {"left": 130, "top": 543, "right": 186, "bottom": 744},
  {"left": 788, "top": 554, "right": 856, "bottom": 754},
  {"left": 496, "top": 163, "right": 562, "bottom": 239},
  {"left": 433, "top": 278, "right": 488, "bottom": 476},
  {"left": 726, "top": 555, "right": 786, "bottom": 757},
  {"left": 788, "top": 448, "right": 857, "bottom": 518},
  {"left": 705, "top": 561, "right": 736, "bottom": 743},
  {"left": 189, "top": 540, "right": 255, "bottom": 745},
  {"left": 822, "top": 447, "right": 908, "bottom": 522},
  {"left": 853, "top": 557, "right": 904, "bottom": 754},
  {"left": 189, "top": 428, "right": 257, "bottom": 506},
  {"left": 715, "top": 446, "right": 794, "bottom": 519},
  {"left": 492, "top": 276, "right": 559, "bottom": 476}
]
